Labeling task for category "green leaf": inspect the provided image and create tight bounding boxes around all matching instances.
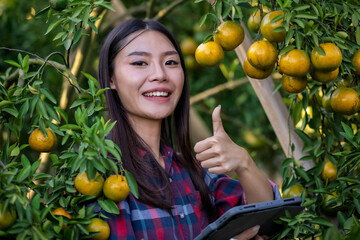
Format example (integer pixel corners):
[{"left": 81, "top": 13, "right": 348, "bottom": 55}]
[
  {"left": 125, "top": 170, "right": 138, "bottom": 199},
  {"left": 97, "top": 199, "right": 120, "bottom": 215},
  {"left": 341, "top": 122, "right": 354, "bottom": 139},
  {"left": 45, "top": 18, "right": 64, "bottom": 35},
  {"left": 23, "top": 55, "right": 29, "bottom": 73},
  {"left": 18, "top": 99, "right": 30, "bottom": 118},
  {"left": 63, "top": 39, "right": 72, "bottom": 50},
  {"left": 17, "top": 165, "right": 31, "bottom": 182},
  {"left": 294, "top": 167, "right": 310, "bottom": 182},
  {"left": 356, "top": 26, "right": 360, "bottom": 45},
  {"left": 293, "top": 5, "right": 311, "bottom": 12},
  {"left": 73, "top": 28, "right": 83, "bottom": 45},
  {"left": 82, "top": 6, "right": 92, "bottom": 29},
  {"left": 31, "top": 194, "right": 40, "bottom": 210},
  {"left": 4, "top": 60, "right": 21, "bottom": 68},
  {"left": 37, "top": 100, "right": 49, "bottom": 120},
  {"left": 70, "top": 98, "right": 88, "bottom": 109},
  {"left": 312, "top": 217, "right": 334, "bottom": 227},
  {"left": 279, "top": 45, "right": 295, "bottom": 56},
  {"left": 295, "top": 13, "right": 318, "bottom": 20},
  {"left": 40, "top": 88, "right": 57, "bottom": 104}
]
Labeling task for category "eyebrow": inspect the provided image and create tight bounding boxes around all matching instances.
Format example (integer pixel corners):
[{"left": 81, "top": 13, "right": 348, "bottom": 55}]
[{"left": 127, "top": 50, "right": 179, "bottom": 57}]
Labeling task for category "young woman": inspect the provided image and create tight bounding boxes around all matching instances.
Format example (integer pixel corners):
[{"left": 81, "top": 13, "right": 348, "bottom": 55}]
[{"left": 98, "top": 18, "right": 281, "bottom": 240}]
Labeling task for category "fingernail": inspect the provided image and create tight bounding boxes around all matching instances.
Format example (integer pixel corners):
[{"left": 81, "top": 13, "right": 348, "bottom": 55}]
[{"left": 252, "top": 225, "right": 260, "bottom": 232}]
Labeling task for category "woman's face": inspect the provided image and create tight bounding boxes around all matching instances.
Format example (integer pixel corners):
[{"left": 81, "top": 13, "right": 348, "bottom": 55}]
[{"left": 110, "top": 30, "right": 184, "bottom": 123}]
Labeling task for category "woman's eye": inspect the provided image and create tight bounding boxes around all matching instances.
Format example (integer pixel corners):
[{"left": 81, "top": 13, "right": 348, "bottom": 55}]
[
  {"left": 131, "top": 61, "right": 147, "bottom": 66},
  {"left": 165, "top": 60, "right": 179, "bottom": 65}
]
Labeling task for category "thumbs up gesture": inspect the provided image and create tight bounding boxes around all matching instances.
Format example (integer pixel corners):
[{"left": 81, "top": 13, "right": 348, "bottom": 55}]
[{"left": 194, "top": 105, "right": 252, "bottom": 175}]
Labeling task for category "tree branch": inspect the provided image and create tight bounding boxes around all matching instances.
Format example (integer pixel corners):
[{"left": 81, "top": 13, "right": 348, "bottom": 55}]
[
  {"left": 190, "top": 78, "right": 248, "bottom": 105},
  {"left": 153, "top": 0, "right": 188, "bottom": 21},
  {"left": 146, "top": 0, "right": 157, "bottom": 19}
]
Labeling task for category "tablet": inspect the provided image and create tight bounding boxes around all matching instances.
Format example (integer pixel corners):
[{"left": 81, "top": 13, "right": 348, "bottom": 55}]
[{"left": 194, "top": 197, "right": 304, "bottom": 240}]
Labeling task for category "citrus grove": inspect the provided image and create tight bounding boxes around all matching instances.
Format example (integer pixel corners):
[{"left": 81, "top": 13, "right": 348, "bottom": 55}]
[{"left": 196, "top": 0, "right": 360, "bottom": 239}]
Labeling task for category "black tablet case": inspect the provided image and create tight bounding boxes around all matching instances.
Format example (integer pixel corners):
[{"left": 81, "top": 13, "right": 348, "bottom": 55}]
[{"left": 194, "top": 197, "right": 304, "bottom": 240}]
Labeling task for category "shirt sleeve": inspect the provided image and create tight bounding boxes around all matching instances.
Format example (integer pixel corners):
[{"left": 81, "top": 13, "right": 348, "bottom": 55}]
[{"left": 203, "top": 170, "right": 282, "bottom": 217}]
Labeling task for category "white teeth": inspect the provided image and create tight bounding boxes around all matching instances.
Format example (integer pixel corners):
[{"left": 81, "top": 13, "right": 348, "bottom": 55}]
[{"left": 144, "top": 91, "right": 169, "bottom": 97}]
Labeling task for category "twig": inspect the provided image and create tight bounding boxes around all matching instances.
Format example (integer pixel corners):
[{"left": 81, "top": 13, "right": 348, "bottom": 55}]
[
  {"left": 153, "top": 0, "right": 187, "bottom": 21},
  {"left": 190, "top": 78, "right": 248, "bottom": 105},
  {"left": 146, "top": 0, "right": 157, "bottom": 19}
]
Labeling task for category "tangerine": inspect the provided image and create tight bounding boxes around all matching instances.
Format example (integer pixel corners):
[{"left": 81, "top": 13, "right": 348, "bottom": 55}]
[
  {"left": 74, "top": 172, "right": 104, "bottom": 197},
  {"left": 214, "top": 21, "right": 244, "bottom": 51},
  {"left": 195, "top": 41, "right": 224, "bottom": 67},
  {"left": 103, "top": 175, "right": 130, "bottom": 202},
  {"left": 330, "top": 87, "right": 360, "bottom": 115},
  {"left": 87, "top": 218, "right": 110, "bottom": 240},
  {"left": 49, "top": 0, "right": 68, "bottom": 11},
  {"left": 321, "top": 160, "right": 337, "bottom": 182},
  {"left": 247, "top": 10, "right": 262, "bottom": 33},
  {"left": 29, "top": 128, "right": 57, "bottom": 152},
  {"left": 52, "top": 207, "right": 72, "bottom": 228},
  {"left": 243, "top": 59, "right": 273, "bottom": 79},
  {"left": 310, "top": 43, "right": 342, "bottom": 71},
  {"left": 282, "top": 74, "right": 307, "bottom": 93},
  {"left": 310, "top": 67, "right": 339, "bottom": 83},
  {"left": 278, "top": 49, "right": 311, "bottom": 77},
  {"left": 180, "top": 37, "right": 197, "bottom": 56},
  {"left": 282, "top": 184, "right": 306, "bottom": 198},
  {"left": 247, "top": 40, "right": 277, "bottom": 70},
  {"left": 0, "top": 203, "right": 16, "bottom": 230},
  {"left": 322, "top": 93, "right": 333, "bottom": 112},
  {"left": 351, "top": 49, "right": 360, "bottom": 75},
  {"left": 260, "top": 10, "right": 286, "bottom": 42}
]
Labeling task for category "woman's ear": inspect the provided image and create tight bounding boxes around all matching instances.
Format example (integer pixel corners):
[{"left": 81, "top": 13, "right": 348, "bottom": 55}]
[{"left": 110, "top": 77, "right": 116, "bottom": 90}]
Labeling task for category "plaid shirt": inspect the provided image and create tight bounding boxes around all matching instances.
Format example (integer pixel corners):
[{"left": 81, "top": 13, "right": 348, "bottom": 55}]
[{"left": 102, "top": 144, "right": 281, "bottom": 240}]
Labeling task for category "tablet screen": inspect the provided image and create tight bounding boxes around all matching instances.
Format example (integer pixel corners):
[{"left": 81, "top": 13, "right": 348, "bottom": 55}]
[{"left": 194, "top": 197, "right": 304, "bottom": 240}]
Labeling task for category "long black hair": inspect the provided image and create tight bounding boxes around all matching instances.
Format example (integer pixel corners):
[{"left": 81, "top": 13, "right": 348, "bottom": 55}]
[{"left": 98, "top": 18, "right": 213, "bottom": 216}]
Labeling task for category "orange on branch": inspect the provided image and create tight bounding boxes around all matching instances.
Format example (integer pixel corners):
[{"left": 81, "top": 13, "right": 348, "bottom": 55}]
[
  {"left": 248, "top": 10, "right": 262, "bottom": 33},
  {"left": 103, "top": 175, "right": 130, "bottom": 202},
  {"left": 87, "top": 218, "right": 110, "bottom": 240},
  {"left": 322, "top": 94, "right": 333, "bottom": 112},
  {"left": 310, "top": 67, "right": 339, "bottom": 83},
  {"left": 260, "top": 10, "right": 286, "bottom": 42},
  {"left": 52, "top": 207, "right": 72, "bottom": 228},
  {"left": 330, "top": 87, "right": 360, "bottom": 115},
  {"left": 243, "top": 59, "right": 273, "bottom": 79},
  {"left": 28, "top": 128, "right": 57, "bottom": 152},
  {"left": 180, "top": 37, "right": 197, "bottom": 56},
  {"left": 321, "top": 160, "right": 338, "bottom": 182},
  {"left": 282, "top": 184, "right": 306, "bottom": 198},
  {"left": 195, "top": 41, "right": 224, "bottom": 67},
  {"left": 214, "top": 21, "right": 244, "bottom": 51},
  {"left": 282, "top": 74, "right": 307, "bottom": 93},
  {"left": 49, "top": 0, "right": 68, "bottom": 11},
  {"left": 0, "top": 203, "right": 16, "bottom": 230},
  {"left": 74, "top": 172, "right": 104, "bottom": 197},
  {"left": 351, "top": 49, "right": 360, "bottom": 75},
  {"left": 278, "top": 49, "right": 311, "bottom": 77},
  {"left": 310, "top": 43, "right": 342, "bottom": 71},
  {"left": 247, "top": 40, "right": 277, "bottom": 70}
]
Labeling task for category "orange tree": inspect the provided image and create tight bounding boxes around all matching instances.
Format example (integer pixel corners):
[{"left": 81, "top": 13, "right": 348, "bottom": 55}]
[
  {"left": 0, "top": 0, "right": 138, "bottom": 239},
  {"left": 196, "top": 0, "right": 360, "bottom": 239}
]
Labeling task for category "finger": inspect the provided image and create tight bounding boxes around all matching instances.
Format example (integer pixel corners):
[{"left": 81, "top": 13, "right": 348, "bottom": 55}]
[
  {"left": 194, "top": 136, "right": 216, "bottom": 153},
  {"left": 231, "top": 225, "right": 260, "bottom": 240},
  {"left": 195, "top": 146, "right": 218, "bottom": 161},
  {"left": 212, "top": 105, "right": 225, "bottom": 136},
  {"left": 255, "top": 235, "right": 265, "bottom": 240}
]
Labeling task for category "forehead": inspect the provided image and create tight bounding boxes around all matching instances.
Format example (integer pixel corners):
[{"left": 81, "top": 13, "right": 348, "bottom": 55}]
[{"left": 120, "top": 30, "right": 177, "bottom": 54}]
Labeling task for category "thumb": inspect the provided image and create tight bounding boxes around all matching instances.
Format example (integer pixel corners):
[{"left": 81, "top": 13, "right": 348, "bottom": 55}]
[{"left": 212, "top": 105, "right": 224, "bottom": 136}]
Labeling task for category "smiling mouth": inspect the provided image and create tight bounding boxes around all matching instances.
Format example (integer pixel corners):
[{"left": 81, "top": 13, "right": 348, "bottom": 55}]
[{"left": 143, "top": 91, "right": 170, "bottom": 97}]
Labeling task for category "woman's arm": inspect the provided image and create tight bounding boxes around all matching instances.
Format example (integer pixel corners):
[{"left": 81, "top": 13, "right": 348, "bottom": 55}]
[{"left": 194, "top": 105, "right": 273, "bottom": 204}]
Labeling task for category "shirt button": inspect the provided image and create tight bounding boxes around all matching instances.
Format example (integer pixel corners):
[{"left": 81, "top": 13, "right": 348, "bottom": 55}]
[{"left": 180, "top": 213, "right": 184, "bottom": 219}]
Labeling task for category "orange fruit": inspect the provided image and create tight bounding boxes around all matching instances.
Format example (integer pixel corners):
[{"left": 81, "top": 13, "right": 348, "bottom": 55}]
[
  {"left": 195, "top": 41, "right": 224, "bottom": 67},
  {"left": 321, "top": 160, "right": 337, "bottom": 182},
  {"left": 180, "top": 37, "right": 197, "bottom": 56},
  {"left": 29, "top": 128, "right": 57, "bottom": 152},
  {"left": 330, "top": 87, "right": 360, "bottom": 115},
  {"left": 248, "top": 10, "right": 262, "bottom": 33},
  {"left": 214, "top": 21, "right": 245, "bottom": 51},
  {"left": 0, "top": 203, "right": 16, "bottom": 230},
  {"left": 74, "top": 172, "right": 104, "bottom": 197},
  {"left": 103, "top": 175, "right": 130, "bottom": 202},
  {"left": 52, "top": 207, "right": 72, "bottom": 228},
  {"left": 282, "top": 184, "right": 306, "bottom": 198},
  {"left": 247, "top": 40, "right": 278, "bottom": 70},
  {"left": 321, "top": 192, "right": 342, "bottom": 216},
  {"left": 278, "top": 49, "right": 311, "bottom": 77},
  {"left": 243, "top": 59, "right": 273, "bottom": 79},
  {"left": 310, "top": 67, "right": 339, "bottom": 83},
  {"left": 351, "top": 49, "right": 360, "bottom": 75},
  {"left": 87, "top": 218, "right": 110, "bottom": 240},
  {"left": 260, "top": 10, "right": 286, "bottom": 42},
  {"left": 310, "top": 43, "right": 342, "bottom": 71},
  {"left": 184, "top": 55, "right": 200, "bottom": 70},
  {"left": 282, "top": 74, "right": 307, "bottom": 93}
]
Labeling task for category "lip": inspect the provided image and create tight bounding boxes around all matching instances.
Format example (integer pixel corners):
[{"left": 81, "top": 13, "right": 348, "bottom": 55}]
[
  {"left": 142, "top": 87, "right": 172, "bottom": 102},
  {"left": 142, "top": 87, "right": 172, "bottom": 96}
]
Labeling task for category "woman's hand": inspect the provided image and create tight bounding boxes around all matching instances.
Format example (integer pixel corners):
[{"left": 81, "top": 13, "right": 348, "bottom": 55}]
[
  {"left": 194, "top": 105, "right": 251, "bottom": 175},
  {"left": 230, "top": 225, "right": 266, "bottom": 240}
]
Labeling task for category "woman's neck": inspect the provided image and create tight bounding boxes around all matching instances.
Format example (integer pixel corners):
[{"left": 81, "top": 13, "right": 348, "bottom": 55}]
[{"left": 128, "top": 117, "right": 164, "bottom": 167}]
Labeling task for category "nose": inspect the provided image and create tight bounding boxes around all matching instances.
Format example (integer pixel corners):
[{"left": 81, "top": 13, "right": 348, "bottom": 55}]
[{"left": 149, "top": 62, "right": 166, "bottom": 82}]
